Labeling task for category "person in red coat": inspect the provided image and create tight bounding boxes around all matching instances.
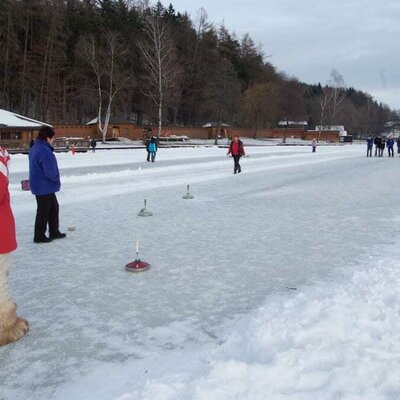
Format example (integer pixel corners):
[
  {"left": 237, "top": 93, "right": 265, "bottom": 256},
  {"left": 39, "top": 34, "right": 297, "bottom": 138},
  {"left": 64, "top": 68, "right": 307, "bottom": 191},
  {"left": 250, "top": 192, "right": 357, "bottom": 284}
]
[
  {"left": 227, "top": 135, "right": 245, "bottom": 174},
  {"left": 0, "top": 147, "right": 29, "bottom": 346}
]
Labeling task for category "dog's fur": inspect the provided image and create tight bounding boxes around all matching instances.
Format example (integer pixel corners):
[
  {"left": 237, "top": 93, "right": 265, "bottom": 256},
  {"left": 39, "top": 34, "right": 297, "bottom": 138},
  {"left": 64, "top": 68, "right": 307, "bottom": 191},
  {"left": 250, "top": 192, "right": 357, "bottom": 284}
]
[
  {"left": 0, "top": 255, "right": 29, "bottom": 346},
  {"left": 0, "top": 301, "right": 29, "bottom": 346}
]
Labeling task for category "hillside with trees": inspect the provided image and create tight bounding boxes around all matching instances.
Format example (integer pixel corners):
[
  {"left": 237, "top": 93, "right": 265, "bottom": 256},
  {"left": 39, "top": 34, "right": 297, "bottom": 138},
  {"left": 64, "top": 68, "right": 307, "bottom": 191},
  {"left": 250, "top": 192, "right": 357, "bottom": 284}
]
[{"left": 0, "top": 0, "right": 397, "bottom": 135}]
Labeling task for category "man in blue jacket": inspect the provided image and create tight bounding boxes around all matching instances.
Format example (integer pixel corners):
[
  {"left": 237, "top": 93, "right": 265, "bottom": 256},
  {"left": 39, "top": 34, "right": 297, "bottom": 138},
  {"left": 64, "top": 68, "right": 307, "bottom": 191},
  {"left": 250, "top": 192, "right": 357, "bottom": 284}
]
[
  {"left": 29, "top": 127, "right": 66, "bottom": 243},
  {"left": 387, "top": 137, "right": 394, "bottom": 157}
]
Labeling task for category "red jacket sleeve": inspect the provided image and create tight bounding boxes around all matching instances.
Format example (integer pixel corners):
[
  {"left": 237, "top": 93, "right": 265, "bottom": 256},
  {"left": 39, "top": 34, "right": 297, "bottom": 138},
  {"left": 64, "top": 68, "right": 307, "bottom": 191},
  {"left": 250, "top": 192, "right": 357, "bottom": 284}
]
[{"left": 0, "top": 173, "right": 17, "bottom": 254}]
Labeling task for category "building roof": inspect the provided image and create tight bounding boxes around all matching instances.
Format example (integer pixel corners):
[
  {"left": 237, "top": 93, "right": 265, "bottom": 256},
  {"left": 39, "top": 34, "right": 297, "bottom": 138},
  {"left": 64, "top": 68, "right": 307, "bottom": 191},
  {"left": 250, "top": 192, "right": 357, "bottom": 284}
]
[
  {"left": 201, "top": 122, "right": 230, "bottom": 128},
  {"left": 86, "top": 117, "right": 136, "bottom": 126},
  {"left": 0, "top": 109, "right": 51, "bottom": 129},
  {"left": 278, "top": 120, "right": 308, "bottom": 126}
]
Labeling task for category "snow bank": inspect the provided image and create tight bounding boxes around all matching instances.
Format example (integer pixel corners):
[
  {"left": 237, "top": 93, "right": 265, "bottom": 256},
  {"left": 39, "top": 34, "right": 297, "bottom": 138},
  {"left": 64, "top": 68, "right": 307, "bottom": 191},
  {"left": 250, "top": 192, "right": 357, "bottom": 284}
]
[{"left": 111, "top": 260, "right": 400, "bottom": 400}]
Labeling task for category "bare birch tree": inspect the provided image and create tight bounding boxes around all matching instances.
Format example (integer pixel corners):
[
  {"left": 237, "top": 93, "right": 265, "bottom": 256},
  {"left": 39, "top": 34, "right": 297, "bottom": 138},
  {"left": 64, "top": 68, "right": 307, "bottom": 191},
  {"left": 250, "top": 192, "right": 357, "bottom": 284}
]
[
  {"left": 328, "top": 69, "right": 346, "bottom": 126},
  {"left": 139, "top": 13, "right": 181, "bottom": 140},
  {"left": 78, "top": 32, "right": 131, "bottom": 143},
  {"left": 318, "top": 69, "right": 346, "bottom": 140},
  {"left": 318, "top": 86, "right": 333, "bottom": 141}
]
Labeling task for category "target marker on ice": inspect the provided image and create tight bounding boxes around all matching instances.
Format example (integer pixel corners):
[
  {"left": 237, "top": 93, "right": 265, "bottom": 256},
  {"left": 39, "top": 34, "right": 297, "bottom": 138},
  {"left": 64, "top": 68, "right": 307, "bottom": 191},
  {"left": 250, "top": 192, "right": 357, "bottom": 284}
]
[
  {"left": 182, "top": 185, "right": 194, "bottom": 199},
  {"left": 125, "top": 240, "right": 151, "bottom": 272},
  {"left": 138, "top": 199, "right": 153, "bottom": 217}
]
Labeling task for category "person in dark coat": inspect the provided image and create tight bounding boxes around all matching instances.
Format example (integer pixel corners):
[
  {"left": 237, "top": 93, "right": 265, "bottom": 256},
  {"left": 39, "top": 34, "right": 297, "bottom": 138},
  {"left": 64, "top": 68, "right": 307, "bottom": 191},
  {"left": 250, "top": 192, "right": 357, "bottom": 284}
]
[
  {"left": 148, "top": 137, "right": 157, "bottom": 162},
  {"left": 374, "top": 136, "right": 380, "bottom": 156},
  {"left": 227, "top": 135, "right": 245, "bottom": 174},
  {"left": 397, "top": 137, "right": 400, "bottom": 156},
  {"left": 90, "top": 138, "right": 97, "bottom": 153},
  {"left": 366, "top": 136, "right": 373, "bottom": 157},
  {"left": 387, "top": 137, "right": 394, "bottom": 157},
  {"left": 29, "top": 126, "right": 66, "bottom": 243}
]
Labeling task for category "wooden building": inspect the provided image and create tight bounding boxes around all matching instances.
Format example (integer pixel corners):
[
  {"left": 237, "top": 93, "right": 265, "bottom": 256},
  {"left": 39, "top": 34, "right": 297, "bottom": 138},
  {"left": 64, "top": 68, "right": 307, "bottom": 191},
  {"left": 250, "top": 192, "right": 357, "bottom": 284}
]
[{"left": 0, "top": 108, "right": 50, "bottom": 151}]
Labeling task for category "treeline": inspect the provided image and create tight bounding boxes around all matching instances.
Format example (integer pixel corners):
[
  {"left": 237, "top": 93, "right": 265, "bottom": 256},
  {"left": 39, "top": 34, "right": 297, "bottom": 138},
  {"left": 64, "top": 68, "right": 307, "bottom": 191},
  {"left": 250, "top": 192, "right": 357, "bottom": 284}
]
[{"left": 0, "top": 0, "right": 397, "bottom": 134}]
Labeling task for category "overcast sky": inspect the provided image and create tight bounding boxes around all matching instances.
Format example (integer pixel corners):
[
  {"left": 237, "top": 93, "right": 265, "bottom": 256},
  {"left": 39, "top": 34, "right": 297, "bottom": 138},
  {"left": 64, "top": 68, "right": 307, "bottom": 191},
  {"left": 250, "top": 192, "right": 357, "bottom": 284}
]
[{"left": 170, "top": 0, "right": 400, "bottom": 110}]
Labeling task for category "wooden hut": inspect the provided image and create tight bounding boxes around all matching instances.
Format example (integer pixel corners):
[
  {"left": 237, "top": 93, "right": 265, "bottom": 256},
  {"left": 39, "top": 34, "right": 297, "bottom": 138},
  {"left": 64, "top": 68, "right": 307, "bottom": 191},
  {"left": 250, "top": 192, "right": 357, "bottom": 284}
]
[{"left": 0, "top": 109, "right": 51, "bottom": 151}]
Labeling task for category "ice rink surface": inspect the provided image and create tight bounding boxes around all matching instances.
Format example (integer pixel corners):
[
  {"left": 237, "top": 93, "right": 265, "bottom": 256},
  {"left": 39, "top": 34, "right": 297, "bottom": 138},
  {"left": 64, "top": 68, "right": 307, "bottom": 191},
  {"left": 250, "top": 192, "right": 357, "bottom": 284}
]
[{"left": 1, "top": 144, "right": 400, "bottom": 399}]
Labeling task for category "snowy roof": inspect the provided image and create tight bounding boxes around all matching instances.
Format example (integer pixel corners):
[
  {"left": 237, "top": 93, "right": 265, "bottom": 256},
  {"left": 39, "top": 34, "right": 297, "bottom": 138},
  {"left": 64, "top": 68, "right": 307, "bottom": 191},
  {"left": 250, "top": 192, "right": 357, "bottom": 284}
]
[
  {"left": 0, "top": 109, "right": 51, "bottom": 129},
  {"left": 86, "top": 117, "right": 136, "bottom": 126},
  {"left": 278, "top": 120, "right": 308, "bottom": 126},
  {"left": 201, "top": 122, "right": 230, "bottom": 128}
]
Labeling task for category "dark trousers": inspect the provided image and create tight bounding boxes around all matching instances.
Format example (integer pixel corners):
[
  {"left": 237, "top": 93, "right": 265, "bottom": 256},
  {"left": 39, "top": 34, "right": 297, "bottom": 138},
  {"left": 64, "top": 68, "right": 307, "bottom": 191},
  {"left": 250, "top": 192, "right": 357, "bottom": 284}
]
[
  {"left": 146, "top": 151, "right": 150, "bottom": 162},
  {"left": 388, "top": 147, "right": 394, "bottom": 157},
  {"left": 233, "top": 155, "right": 241, "bottom": 173},
  {"left": 367, "top": 146, "right": 372, "bottom": 157},
  {"left": 34, "top": 193, "right": 60, "bottom": 240},
  {"left": 375, "top": 146, "right": 378, "bottom": 156},
  {"left": 312, "top": 147, "right": 316, "bottom": 153},
  {"left": 150, "top": 152, "right": 156, "bottom": 162}
]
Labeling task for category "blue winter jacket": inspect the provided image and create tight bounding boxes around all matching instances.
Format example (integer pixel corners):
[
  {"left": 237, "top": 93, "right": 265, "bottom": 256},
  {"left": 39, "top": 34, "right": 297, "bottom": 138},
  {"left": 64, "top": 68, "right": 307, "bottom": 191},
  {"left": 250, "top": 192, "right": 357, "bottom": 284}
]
[
  {"left": 29, "top": 140, "right": 61, "bottom": 195},
  {"left": 367, "top": 138, "right": 373, "bottom": 147},
  {"left": 387, "top": 139, "right": 394, "bottom": 148}
]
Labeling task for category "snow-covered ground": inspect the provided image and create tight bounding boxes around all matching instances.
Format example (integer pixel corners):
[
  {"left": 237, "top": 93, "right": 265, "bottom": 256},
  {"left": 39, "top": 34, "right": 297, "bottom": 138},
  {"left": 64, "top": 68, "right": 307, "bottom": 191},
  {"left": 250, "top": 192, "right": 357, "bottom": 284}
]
[{"left": 1, "top": 144, "right": 400, "bottom": 399}]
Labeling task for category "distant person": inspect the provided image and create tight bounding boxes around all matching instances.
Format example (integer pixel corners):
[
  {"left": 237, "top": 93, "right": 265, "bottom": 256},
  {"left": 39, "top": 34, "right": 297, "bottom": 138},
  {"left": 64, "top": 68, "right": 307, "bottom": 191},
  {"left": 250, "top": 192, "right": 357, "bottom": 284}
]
[
  {"left": 374, "top": 136, "right": 380, "bottom": 156},
  {"left": 227, "top": 135, "right": 245, "bottom": 174},
  {"left": 397, "top": 137, "right": 400, "bottom": 156},
  {"left": 379, "top": 138, "right": 385, "bottom": 157},
  {"left": 366, "top": 136, "right": 373, "bottom": 157},
  {"left": 145, "top": 137, "right": 151, "bottom": 162},
  {"left": 29, "top": 127, "right": 66, "bottom": 243},
  {"left": 0, "top": 146, "right": 29, "bottom": 346},
  {"left": 148, "top": 137, "right": 157, "bottom": 162},
  {"left": 387, "top": 137, "right": 394, "bottom": 157},
  {"left": 90, "top": 138, "right": 97, "bottom": 153},
  {"left": 311, "top": 139, "right": 317, "bottom": 153}
]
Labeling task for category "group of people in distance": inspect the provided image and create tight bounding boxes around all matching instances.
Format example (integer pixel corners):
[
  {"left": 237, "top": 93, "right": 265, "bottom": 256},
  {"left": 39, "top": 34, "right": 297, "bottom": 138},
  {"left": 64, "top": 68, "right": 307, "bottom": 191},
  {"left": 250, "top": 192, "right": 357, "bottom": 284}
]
[{"left": 366, "top": 136, "right": 399, "bottom": 157}]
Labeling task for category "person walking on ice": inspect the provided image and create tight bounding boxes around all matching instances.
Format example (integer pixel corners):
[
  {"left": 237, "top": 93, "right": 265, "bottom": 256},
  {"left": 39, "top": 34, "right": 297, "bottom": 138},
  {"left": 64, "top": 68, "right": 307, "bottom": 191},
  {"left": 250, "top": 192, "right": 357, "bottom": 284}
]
[
  {"left": 227, "top": 135, "right": 245, "bottom": 174},
  {"left": 148, "top": 137, "right": 157, "bottom": 162},
  {"left": 0, "top": 146, "right": 29, "bottom": 346},
  {"left": 311, "top": 139, "right": 317, "bottom": 153},
  {"left": 90, "top": 138, "right": 97, "bottom": 153},
  {"left": 366, "top": 136, "right": 373, "bottom": 157}
]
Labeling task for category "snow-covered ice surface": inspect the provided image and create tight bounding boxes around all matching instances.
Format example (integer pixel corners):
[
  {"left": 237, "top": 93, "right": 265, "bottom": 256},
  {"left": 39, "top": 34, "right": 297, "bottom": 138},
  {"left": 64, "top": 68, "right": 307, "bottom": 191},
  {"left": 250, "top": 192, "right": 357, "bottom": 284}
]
[{"left": 1, "top": 144, "right": 400, "bottom": 399}]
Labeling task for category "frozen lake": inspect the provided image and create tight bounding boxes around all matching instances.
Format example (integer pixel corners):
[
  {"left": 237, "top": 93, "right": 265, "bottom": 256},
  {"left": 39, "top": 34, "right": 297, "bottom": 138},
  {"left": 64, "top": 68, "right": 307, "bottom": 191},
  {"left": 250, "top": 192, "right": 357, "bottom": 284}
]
[{"left": 1, "top": 144, "right": 400, "bottom": 399}]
